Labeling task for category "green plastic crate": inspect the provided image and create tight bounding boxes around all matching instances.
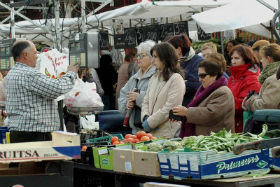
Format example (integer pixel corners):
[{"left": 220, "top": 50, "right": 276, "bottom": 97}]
[
  {"left": 87, "top": 134, "right": 124, "bottom": 145},
  {"left": 93, "top": 147, "right": 114, "bottom": 170}
]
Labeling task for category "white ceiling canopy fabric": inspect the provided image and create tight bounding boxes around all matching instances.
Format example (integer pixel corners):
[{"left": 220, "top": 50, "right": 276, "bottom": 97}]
[
  {"left": 192, "top": 0, "right": 278, "bottom": 38},
  {"left": 0, "top": 0, "right": 232, "bottom": 36}
]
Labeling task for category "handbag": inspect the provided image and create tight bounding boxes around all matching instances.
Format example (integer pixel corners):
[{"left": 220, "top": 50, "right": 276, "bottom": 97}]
[{"left": 133, "top": 106, "right": 142, "bottom": 128}]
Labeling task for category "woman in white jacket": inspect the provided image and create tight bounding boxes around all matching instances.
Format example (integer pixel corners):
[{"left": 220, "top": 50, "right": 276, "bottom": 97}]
[{"left": 141, "top": 42, "right": 185, "bottom": 138}]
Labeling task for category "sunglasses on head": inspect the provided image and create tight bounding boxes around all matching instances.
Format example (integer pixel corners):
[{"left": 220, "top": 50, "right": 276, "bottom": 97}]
[{"left": 198, "top": 73, "right": 208, "bottom": 79}]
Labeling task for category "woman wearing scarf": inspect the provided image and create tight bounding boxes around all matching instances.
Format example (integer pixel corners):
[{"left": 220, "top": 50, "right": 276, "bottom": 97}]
[
  {"left": 172, "top": 58, "right": 235, "bottom": 137},
  {"left": 228, "top": 45, "right": 261, "bottom": 133},
  {"left": 168, "top": 34, "right": 203, "bottom": 106},
  {"left": 243, "top": 44, "right": 280, "bottom": 111}
]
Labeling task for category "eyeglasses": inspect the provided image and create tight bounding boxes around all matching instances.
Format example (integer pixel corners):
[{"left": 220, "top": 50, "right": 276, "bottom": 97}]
[
  {"left": 198, "top": 73, "right": 208, "bottom": 79},
  {"left": 136, "top": 54, "right": 148, "bottom": 60}
]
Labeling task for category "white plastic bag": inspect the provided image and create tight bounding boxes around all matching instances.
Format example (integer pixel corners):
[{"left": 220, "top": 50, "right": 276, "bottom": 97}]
[
  {"left": 80, "top": 115, "right": 99, "bottom": 130},
  {"left": 64, "top": 79, "right": 104, "bottom": 108},
  {"left": 37, "top": 49, "right": 69, "bottom": 79}
]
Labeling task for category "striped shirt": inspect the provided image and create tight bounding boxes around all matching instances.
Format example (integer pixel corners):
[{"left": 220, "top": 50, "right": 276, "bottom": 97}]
[{"left": 6, "top": 62, "right": 76, "bottom": 132}]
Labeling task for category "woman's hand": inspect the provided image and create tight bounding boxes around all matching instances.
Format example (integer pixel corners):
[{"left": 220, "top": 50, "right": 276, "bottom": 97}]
[
  {"left": 127, "top": 91, "right": 139, "bottom": 102},
  {"left": 172, "top": 105, "right": 188, "bottom": 117},
  {"left": 126, "top": 100, "right": 135, "bottom": 110}
]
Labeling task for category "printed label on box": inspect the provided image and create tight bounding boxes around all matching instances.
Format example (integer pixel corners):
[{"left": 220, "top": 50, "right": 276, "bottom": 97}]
[{"left": 125, "top": 161, "right": 132, "bottom": 172}]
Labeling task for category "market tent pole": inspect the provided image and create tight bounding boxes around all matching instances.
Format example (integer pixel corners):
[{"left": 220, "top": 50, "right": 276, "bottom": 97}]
[{"left": 10, "top": 0, "right": 15, "bottom": 38}]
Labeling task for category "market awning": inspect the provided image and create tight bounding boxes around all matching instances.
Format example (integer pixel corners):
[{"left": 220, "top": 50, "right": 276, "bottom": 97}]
[{"left": 192, "top": 0, "right": 278, "bottom": 38}]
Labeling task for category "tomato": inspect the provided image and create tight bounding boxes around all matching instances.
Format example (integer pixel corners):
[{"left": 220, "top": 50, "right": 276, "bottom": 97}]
[
  {"left": 125, "top": 134, "right": 133, "bottom": 139},
  {"left": 146, "top": 133, "right": 153, "bottom": 140},
  {"left": 126, "top": 138, "right": 134, "bottom": 143},
  {"left": 119, "top": 141, "right": 125, "bottom": 144},
  {"left": 136, "top": 131, "right": 146, "bottom": 139},
  {"left": 131, "top": 139, "right": 138, "bottom": 143},
  {"left": 140, "top": 136, "right": 150, "bottom": 142},
  {"left": 112, "top": 141, "right": 120, "bottom": 145},
  {"left": 81, "top": 146, "right": 87, "bottom": 152},
  {"left": 130, "top": 135, "right": 137, "bottom": 139},
  {"left": 111, "top": 136, "right": 119, "bottom": 143},
  {"left": 151, "top": 137, "right": 157, "bottom": 140}
]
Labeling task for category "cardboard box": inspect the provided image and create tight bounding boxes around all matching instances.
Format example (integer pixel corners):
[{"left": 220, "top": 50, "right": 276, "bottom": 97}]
[
  {"left": 269, "top": 148, "right": 280, "bottom": 171},
  {"left": 178, "top": 149, "right": 270, "bottom": 179},
  {"left": 93, "top": 147, "right": 114, "bottom": 170},
  {"left": 0, "top": 131, "right": 80, "bottom": 163},
  {"left": 113, "top": 149, "right": 134, "bottom": 173},
  {"left": 93, "top": 144, "right": 132, "bottom": 171},
  {"left": 133, "top": 150, "right": 161, "bottom": 177},
  {"left": 144, "top": 182, "right": 190, "bottom": 187},
  {"left": 158, "top": 151, "right": 180, "bottom": 179}
]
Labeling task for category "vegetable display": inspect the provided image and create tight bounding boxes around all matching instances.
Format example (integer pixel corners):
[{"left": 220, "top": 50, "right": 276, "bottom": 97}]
[{"left": 181, "top": 125, "right": 268, "bottom": 152}]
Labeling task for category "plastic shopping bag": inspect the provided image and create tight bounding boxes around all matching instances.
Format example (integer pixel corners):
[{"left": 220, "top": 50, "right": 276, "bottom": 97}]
[
  {"left": 64, "top": 79, "right": 104, "bottom": 108},
  {"left": 37, "top": 49, "right": 69, "bottom": 79},
  {"left": 80, "top": 115, "right": 99, "bottom": 130}
]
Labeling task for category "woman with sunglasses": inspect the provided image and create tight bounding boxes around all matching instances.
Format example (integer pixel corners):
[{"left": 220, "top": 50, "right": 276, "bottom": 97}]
[
  {"left": 118, "top": 40, "right": 156, "bottom": 134},
  {"left": 172, "top": 59, "right": 235, "bottom": 137},
  {"left": 141, "top": 42, "right": 185, "bottom": 138},
  {"left": 228, "top": 44, "right": 261, "bottom": 133}
]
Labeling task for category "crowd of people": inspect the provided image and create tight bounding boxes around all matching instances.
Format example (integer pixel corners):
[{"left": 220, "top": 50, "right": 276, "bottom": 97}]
[
  {"left": 1, "top": 35, "right": 279, "bottom": 143},
  {"left": 117, "top": 36, "right": 279, "bottom": 138}
]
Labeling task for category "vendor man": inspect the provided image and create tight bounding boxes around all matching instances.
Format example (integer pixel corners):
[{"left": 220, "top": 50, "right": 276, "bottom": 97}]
[{"left": 5, "top": 40, "right": 79, "bottom": 143}]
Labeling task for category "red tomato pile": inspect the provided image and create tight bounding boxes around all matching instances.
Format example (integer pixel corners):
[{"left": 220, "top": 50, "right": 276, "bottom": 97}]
[{"left": 111, "top": 131, "right": 156, "bottom": 145}]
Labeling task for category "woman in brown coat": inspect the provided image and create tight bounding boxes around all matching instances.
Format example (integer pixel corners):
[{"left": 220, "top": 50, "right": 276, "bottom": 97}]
[{"left": 172, "top": 58, "right": 235, "bottom": 137}]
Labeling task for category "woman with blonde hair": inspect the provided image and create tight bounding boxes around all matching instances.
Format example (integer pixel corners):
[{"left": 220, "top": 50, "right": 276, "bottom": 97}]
[{"left": 243, "top": 43, "right": 280, "bottom": 111}]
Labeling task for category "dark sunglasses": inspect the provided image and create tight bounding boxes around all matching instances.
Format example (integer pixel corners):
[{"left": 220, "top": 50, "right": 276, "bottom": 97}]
[{"left": 198, "top": 73, "right": 208, "bottom": 79}]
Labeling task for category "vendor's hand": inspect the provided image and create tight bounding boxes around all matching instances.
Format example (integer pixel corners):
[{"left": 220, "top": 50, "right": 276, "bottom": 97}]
[
  {"left": 172, "top": 105, "right": 187, "bottom": 117},
  {"left": 67, "top": 63, "right": 79, "bottom": 73},
  {"left": 126, "top": 100, "right": 135, "bottom": 110},
  {"left": 127, "top": 91, "right": 139, "bottom": 102}
]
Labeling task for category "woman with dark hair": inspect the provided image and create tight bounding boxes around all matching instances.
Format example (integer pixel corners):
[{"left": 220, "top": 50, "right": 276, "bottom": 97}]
[
  {"left": 225, "top": 40, "right": 239, "bottom": 66},
  {"left": 172, "top": 59, "right": 235, "bottom": 137},
  {"left": 228, "top": 44, "right": 261, "bottom": 132},
  {"left": 168, "top": 34, "right": 203, "bottom": 106},
  {"left": 141, "top": 42, "right": 185, "bottom": 138}
]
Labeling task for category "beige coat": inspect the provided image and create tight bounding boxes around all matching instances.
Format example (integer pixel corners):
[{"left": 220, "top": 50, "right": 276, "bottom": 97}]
[
  {"left": 186, "top": 86, "right": 235, "bottom": 135},
  {"left": 141, "top": 72, "right": 185, "bottom": 138},
  {"left": 247, "top": 74, "right": 280, "bottom": 111}
]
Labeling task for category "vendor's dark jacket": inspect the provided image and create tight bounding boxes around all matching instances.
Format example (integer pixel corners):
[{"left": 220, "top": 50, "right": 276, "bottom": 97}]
[{"left": 181, "top": 54, "right": 203, "bottom": 106}]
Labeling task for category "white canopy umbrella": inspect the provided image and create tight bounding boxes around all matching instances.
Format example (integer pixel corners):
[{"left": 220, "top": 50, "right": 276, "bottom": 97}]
[
  {"left": 192, "top": 0, "right": 278, "bottom": 38},
  {"left": 0, "top": 0, "right": 232, "bottom": 36}
]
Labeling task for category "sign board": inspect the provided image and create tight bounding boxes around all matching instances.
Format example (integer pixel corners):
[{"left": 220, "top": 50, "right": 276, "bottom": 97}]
[
  {"left": 143, "top": 25, "right": 160, "bottom": 42},
  {"left": 136, "top": 27, "right": 145, "bottom": 45},
  {"left": 124, "top": 28, "right": 137, "bottom": 48},
  {"left": 174, "top": 21, "right": 189, "bottom": 36},
  {"left": 99, "top": 31, "right": 110, "bottom": 50},
  {"left": 197, "top": 24, "right": 211, "bottom": 41},
  {"left": 114, "top": 34, "right": 126, "bottom": 49},
  {"left": 159, "top": 23, "right": 174, "bottom": 41}
]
